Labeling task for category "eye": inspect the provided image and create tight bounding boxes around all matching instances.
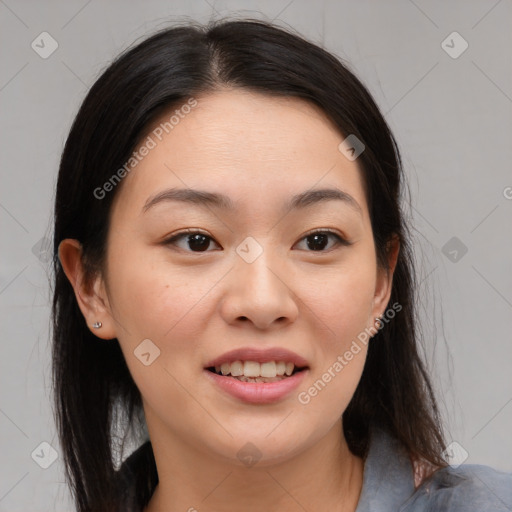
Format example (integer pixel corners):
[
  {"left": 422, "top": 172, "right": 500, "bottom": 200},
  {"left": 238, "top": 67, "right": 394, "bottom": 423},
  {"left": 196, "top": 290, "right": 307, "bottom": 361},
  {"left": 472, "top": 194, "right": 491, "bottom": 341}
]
[
  {"left": 163, "top": 229, "right": 221, "bottom": 253},
  {"left": 294, "top": 229, "right": 351, "bottom": 252},
  {"left": 163, "top": 228, "right": 351, "bottom": 254}
]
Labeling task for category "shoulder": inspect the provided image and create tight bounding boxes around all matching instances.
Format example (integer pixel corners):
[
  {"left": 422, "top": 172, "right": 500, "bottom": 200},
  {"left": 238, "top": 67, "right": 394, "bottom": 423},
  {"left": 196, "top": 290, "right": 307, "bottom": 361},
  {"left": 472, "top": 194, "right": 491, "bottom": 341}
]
[
  {"left": 404, "top": 463, "right": 512, "bottom": 512},
  {"left": 354, "top": 427, "right": 511, "bottom": 512}
]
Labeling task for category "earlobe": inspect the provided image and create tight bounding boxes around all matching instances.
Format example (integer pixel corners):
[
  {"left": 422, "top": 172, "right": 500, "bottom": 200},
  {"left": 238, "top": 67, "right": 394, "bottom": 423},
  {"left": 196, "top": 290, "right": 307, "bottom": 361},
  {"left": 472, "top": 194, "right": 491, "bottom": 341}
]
[{"left": 58, "top": 239, "right": 117, "bottom": 340}]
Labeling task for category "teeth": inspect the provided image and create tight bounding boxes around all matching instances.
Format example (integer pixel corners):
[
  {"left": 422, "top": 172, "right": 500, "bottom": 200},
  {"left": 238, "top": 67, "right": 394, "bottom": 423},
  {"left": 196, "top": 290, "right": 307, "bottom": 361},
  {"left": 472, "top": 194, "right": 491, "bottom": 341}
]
[
  {"left": 244, "top": 361, "right": 260, "bottom": 377},
  {"left": 260, "top": 361, "right": 276, "bottom": 378},
  {"left": 234, "top": 375, "right": 286, "bottom": 383},
  {"left": 213, "top": 360, "right": 299, "bottom": 378},
  {"left": 230, "top": 361, "right": 244, "bottom": 377}
]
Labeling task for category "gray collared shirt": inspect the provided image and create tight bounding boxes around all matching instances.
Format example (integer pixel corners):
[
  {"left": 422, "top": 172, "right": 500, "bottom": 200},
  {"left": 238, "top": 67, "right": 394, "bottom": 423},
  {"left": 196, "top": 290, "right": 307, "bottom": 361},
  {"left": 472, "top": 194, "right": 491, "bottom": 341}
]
[
  {"left": 117, "top": 428, "right": 512, "bottom": 511},
  {"left": 356, "top": 428, "right": 512, "bottom": 511}
]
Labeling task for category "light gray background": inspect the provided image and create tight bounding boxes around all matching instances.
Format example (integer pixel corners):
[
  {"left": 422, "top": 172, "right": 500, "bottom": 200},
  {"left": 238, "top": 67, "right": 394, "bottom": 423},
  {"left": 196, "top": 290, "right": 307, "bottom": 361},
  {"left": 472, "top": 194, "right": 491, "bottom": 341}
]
[{"left": 1, "top": 1, "right": 511, "bottom": 510}]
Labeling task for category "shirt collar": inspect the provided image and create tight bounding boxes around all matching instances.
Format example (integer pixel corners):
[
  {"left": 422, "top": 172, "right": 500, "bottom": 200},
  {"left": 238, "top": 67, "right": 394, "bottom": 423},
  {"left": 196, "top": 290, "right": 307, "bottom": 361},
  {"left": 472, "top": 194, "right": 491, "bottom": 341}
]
[{"left": 355, "top": 427, "right": 415, "bottom": 512}]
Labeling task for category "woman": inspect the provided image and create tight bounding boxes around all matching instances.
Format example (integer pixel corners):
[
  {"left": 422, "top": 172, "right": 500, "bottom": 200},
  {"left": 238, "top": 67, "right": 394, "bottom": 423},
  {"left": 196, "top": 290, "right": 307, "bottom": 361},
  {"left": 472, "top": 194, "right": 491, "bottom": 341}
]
[{"left": 52, "top": 18, "right": 511, "bottom": 512}]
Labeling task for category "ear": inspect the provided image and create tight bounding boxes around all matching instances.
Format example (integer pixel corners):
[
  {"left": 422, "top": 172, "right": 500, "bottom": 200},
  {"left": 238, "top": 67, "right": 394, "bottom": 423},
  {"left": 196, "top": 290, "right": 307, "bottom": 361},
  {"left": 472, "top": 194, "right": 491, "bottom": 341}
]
[
  {"left": 58, "top": 239, "right": 117, "bottom": 340},
  {"left": 371, "top": 234, "right": 400, "bottom": 322}
]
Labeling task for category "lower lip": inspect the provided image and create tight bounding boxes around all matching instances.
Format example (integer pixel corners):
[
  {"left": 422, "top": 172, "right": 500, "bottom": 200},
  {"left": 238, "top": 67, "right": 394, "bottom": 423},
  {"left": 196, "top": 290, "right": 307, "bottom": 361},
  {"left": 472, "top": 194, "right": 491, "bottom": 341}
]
[{"left": 204, "top": 369, "right": 308, "bottom": 404}]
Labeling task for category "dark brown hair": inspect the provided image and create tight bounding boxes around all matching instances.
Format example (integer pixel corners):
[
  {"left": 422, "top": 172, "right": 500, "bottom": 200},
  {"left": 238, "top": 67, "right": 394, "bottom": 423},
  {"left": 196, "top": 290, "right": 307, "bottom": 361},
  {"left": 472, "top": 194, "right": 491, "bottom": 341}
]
[{"left": 52, "top": 17, "right": 447, "bottom": 512}]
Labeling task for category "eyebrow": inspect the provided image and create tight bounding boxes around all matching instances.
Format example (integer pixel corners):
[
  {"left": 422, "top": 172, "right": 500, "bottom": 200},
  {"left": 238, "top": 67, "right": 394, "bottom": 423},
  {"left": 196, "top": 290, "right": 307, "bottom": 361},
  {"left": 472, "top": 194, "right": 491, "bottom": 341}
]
[{"left": 142, "top": 187, "right": 362, "bottom": 216}]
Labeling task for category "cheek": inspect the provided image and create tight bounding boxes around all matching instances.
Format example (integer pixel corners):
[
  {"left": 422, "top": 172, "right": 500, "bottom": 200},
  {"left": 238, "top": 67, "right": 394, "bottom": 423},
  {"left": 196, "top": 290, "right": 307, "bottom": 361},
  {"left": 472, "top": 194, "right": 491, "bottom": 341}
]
[
  {"left": 106, "top": 245, "right": 216, "bottom": 341},
  {"left": 105, "top": 251, "right": 216, "bottom": 426},
  {"left": 298, "top": 258, "right": 376, "bottom": 349},
  {"left": 293, "top": 250, "right": 376, "bottom": 412},
  {"left": 299, "top": 345, "right": 368, "bottom": 413},
  {"left": 295, "top": 269, "right": 372, "bottom": 424}
]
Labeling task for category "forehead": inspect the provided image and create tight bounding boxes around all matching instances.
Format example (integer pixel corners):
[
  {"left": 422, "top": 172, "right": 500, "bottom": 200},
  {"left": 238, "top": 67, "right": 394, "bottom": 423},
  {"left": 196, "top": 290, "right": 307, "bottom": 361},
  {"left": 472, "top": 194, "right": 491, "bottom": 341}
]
[{"left": 111, "top": 89, "right": 368, "bottom": 220}]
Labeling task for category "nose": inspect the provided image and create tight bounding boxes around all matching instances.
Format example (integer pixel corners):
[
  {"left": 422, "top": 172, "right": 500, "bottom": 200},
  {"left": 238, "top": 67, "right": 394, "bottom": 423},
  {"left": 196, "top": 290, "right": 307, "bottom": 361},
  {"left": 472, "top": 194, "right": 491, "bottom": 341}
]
[{"left": 219, "top": 247, "right": 299, "bottom": 330}]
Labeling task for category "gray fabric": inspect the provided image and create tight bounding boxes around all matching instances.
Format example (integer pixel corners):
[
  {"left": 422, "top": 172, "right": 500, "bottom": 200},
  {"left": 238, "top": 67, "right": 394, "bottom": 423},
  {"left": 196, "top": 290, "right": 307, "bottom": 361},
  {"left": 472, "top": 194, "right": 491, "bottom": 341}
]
[
  {"left": 117, "top": 428, "right": 512, "bottom": 511},
  {"left": 355, "top": 428, "right": 416, "bottom": 510},
  {"left": 356, "top": 428, "right": 512, "bottom": 512}
]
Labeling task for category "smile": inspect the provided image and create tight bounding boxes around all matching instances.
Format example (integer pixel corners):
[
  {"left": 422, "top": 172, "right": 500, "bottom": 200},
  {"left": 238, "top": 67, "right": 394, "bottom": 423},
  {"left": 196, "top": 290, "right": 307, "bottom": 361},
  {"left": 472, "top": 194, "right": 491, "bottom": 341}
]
[
  {"left": 203, "top": 347, "right": 310, "bottom": 403},
  {"left": 208, "top": 360, "right": 303, "bottom": 382}
]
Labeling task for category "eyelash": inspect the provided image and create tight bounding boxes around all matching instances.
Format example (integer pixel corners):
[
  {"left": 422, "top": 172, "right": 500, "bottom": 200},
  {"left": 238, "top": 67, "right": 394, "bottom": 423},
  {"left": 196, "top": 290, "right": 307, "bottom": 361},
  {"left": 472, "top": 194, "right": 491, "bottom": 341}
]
[{"left": 162, "top": 228, "right": 352, "bottom": 253}]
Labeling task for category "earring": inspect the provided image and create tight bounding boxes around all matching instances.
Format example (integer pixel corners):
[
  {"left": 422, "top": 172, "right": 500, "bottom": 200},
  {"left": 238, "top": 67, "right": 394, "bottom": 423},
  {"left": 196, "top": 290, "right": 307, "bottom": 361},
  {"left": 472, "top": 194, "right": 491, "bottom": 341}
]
[
  {"left": 375, "top": 315, "right": 384, "bottom": 329},
  {"left": 93, "top": 321, "right": 102, "bottom": 329}
]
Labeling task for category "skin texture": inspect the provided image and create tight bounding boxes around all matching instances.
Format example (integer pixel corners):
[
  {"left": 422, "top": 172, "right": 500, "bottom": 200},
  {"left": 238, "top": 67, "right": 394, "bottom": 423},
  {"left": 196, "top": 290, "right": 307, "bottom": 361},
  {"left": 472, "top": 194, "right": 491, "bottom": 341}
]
[{"left": 60, "top": 89, "right": 399, "bottom": 512}]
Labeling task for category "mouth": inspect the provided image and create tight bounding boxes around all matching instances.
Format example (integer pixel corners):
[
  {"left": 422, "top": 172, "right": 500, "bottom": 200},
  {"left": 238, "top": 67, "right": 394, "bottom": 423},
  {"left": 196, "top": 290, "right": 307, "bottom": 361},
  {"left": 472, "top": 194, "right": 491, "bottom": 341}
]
[
  {"left": 204, "top": 363, "right": 309, "bottom": 404},
  {"left": 206, "top": 360, "right": 308, "bottom": 383},
  {"left": 203, "top": 347, "right": 310, "bottom": 403}
]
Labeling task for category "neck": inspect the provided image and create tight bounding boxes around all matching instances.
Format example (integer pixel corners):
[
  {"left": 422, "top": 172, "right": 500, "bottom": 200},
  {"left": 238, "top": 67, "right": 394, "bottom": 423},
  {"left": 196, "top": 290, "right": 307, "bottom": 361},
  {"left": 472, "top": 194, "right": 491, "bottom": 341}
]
[{"left": 143, "top": 416, "right": 363, "bottom": 512}]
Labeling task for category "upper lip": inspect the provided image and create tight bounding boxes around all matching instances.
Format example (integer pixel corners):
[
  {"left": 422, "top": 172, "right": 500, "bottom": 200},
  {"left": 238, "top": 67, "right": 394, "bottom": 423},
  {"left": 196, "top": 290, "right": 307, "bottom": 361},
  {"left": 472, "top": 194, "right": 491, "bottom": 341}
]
[{"left": 205, "top": 347, "right": 309, "bottom": 368}]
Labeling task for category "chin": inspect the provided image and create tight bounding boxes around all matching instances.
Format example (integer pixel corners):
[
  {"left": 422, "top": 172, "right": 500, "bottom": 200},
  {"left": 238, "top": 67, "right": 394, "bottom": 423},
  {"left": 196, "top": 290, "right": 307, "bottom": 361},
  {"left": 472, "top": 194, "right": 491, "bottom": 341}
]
[{"left": 202, "top": 423, "right": 315, "bottom": 469}]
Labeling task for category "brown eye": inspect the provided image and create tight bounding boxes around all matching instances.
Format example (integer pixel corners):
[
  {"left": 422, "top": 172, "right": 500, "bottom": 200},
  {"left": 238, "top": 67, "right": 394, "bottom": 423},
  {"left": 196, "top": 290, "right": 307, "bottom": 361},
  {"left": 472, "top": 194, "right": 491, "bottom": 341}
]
[
  {"left": 163, "top": 230, "right": 221, "bottom": 252},
  {"left": 294, "top": 230, "right": 351, "bottom": 252}
]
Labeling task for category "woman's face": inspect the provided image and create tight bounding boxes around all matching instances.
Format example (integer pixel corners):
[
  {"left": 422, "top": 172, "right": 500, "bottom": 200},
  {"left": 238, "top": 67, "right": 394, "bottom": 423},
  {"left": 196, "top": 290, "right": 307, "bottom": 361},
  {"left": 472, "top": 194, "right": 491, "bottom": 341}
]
[{"left": 96, "top": 89, "right": 394, "bottom": 464}]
